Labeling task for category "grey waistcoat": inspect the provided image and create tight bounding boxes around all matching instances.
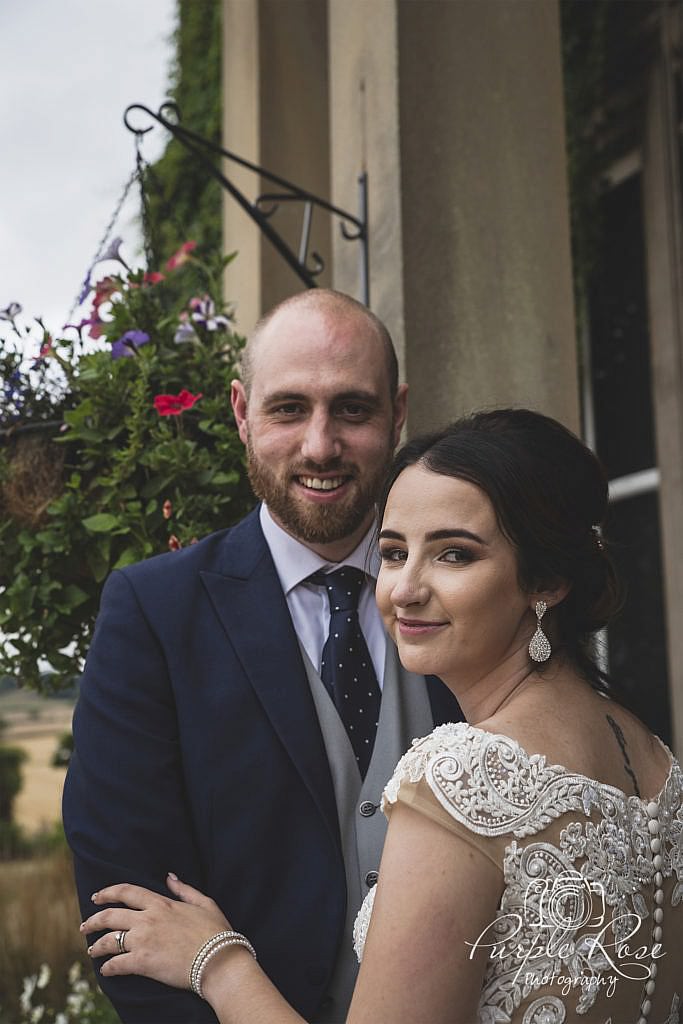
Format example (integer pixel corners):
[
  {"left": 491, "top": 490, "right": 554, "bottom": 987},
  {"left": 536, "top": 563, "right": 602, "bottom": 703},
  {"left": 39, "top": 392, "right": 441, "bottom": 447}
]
[{"left": 299, "top": 639, "right": 435, "bottom": 1023}]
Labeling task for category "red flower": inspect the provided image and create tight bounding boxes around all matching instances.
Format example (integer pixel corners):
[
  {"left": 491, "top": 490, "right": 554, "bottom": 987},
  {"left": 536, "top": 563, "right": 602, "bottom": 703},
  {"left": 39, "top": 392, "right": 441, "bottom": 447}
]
[
  {"left": 92, "top": 276, "right": 120, "bottom": 310},
  {"left": 32, "top": 334, "right": 54, "bottom": 366},
  {"left": 153, "top": 389, "right": 203, "bottom": 416},
  {"left": 162, "top": 499, "right": 173, "bottom": 519},
  {"left": 87, "top": 313, "right": 105, "bottom": 340},
  {"left": 166, "top": 241, "right": 197, "bottom": 271},
  {"left": 168, "top": 534, "right": 182, "bottom": 551},
  {"left": 143, "top": 271, "right": 165, "bottom": 285}
]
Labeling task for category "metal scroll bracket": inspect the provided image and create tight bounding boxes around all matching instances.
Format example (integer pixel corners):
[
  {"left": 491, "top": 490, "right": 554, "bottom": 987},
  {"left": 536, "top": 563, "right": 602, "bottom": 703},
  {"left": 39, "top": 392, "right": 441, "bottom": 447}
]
[{"left": 124, "top": 102, "right": 370, "bottom": 306}]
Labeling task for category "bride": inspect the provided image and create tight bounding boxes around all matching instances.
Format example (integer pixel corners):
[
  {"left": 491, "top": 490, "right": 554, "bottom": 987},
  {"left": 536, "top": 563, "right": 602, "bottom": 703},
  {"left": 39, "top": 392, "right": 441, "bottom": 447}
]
[{"left": 81, "top": 409, "right": 683, "bottom": 1023}]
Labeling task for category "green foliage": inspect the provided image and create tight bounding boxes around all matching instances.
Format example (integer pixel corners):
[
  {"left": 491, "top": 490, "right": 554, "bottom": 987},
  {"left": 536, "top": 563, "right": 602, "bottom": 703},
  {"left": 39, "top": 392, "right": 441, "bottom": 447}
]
[
  {"left": 561, "top": 0, "right": 610, "bottom": 321},
  {"left": 0, "top": 745, "right": 26, "bottom": 823},
  {"left": 144, "top": 0, "right": 223, "bottom": 283},
  {"left": 0, "top": 0, "right": 237, "bottom": 693},
  {"left": 0, "top": 820, "right": 27, "bottom": 860},
  {"left": 0, "top": 248, "right": 254, "bottom": 691},
  {"left": 1, "top": 322, "right": 73, "bottom": 430},
  {"left": 0, "top": 819, "right": 67, "bottom": 862},
  {"left": 52, "top": 731, "right": 74, "bottom": 768}
]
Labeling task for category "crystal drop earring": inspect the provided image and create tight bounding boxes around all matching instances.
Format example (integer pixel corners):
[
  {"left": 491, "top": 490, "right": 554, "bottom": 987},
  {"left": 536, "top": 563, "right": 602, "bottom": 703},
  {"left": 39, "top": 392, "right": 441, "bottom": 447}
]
[{"left": 528, "top": 599, "right": 552, "bottom": 663}]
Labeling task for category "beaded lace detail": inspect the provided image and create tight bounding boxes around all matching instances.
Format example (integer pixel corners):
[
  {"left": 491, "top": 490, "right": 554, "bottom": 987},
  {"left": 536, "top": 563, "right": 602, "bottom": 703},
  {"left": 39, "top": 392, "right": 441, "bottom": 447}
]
[
  {"left": 355, "top": 723, "right": 683, "bottom": 1023},
  {"left": 353, "top": 883, "right": 376, "bottom": 962}
]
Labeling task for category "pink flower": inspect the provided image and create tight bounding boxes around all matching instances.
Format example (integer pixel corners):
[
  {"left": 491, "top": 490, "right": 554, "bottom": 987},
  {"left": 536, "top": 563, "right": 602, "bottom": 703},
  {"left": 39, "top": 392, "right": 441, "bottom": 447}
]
[
  {"left": 130, "top": 271, "right": 166, "bottom": 290},
  {"left": 87, "top": 312, "right": 105, "bottom": 340},
  {"left": 168, "top": 534, "right": 183, "bottom": 551},
  {"left": 153, "top": 389, "right": 203, "bottom": 416},
  {"left": 32, "top": 334, "right": 54, "bottom": 366},
  {"left": 166, "top": 241, "right": 197, "bottom": 271},
  {"left": 92, "top": 276, "right": 120, "bottom": 310}
]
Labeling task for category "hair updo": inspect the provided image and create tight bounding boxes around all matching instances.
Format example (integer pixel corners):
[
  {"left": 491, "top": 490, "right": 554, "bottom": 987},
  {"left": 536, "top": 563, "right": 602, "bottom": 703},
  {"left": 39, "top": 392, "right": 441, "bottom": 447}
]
[{"left": 380, "top": 408, "right": 622, "bottom": 691}]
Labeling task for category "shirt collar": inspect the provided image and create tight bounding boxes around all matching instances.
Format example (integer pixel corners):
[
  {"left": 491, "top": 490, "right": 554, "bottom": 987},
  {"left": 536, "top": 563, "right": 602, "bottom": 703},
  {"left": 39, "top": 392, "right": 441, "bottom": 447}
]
[{"left": 259, "top": 503, "right": 379, "bottom": 596}]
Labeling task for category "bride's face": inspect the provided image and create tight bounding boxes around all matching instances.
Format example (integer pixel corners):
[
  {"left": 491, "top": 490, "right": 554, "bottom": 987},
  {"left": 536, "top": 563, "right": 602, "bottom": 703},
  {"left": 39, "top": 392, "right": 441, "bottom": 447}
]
[{"left": 376, "top": 464, "right": 536, "bottom": 686}]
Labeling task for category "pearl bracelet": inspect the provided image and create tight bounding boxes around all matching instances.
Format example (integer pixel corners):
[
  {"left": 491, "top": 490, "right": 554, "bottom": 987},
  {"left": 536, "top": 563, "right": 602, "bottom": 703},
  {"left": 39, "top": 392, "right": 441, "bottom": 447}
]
[{"left": 189, "top": 930, "right": 257, "bottom": 999}]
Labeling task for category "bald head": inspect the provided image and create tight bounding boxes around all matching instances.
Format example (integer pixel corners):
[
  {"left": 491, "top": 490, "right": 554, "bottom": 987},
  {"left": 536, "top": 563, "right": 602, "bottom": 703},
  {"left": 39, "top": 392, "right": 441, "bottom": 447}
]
[
  {"left": 239, "top": 289, "right": 398, "bottom": 400},
  {"left": 230, "top": 287, "right": 408, "bottom": 559}
]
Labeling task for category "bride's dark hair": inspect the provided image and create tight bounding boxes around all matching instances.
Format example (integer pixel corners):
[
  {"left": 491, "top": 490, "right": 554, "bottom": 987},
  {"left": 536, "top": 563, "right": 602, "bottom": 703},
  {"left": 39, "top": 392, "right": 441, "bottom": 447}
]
[{"left": 379, "top": 408, "right": 622, "bottom": 693}]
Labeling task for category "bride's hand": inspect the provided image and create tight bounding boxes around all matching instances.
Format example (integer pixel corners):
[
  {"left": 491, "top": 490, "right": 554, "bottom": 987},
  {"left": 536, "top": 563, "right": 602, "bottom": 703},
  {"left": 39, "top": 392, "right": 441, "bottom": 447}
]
[{"left": 81, "top": 873, "right": 236, "bottom": 991}]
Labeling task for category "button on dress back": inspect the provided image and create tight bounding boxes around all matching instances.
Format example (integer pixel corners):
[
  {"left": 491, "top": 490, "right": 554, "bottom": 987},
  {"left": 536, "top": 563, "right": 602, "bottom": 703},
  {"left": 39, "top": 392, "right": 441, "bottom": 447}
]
[{"left": 309, "top": 568, "right": 381, "bottom": 778}]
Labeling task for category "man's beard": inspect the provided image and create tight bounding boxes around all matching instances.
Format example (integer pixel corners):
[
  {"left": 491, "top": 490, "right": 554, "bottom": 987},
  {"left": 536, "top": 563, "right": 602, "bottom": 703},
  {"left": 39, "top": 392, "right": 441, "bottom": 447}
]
[{"left": 245, "top": 437, "right": 392, "bottom": 545}]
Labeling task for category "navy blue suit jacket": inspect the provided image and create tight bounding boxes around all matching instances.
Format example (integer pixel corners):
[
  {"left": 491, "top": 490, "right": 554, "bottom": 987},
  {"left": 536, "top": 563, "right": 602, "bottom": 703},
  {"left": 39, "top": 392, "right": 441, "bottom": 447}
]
[{"left": 63, "top": 508, "right": 462, "bottom": 1023}]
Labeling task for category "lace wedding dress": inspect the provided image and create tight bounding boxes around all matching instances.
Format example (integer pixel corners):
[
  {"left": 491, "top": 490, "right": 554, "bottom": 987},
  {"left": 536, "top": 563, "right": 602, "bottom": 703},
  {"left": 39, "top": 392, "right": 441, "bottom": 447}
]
[{"left": 353, "top": 723, "right": 683, "bottom": 1024}]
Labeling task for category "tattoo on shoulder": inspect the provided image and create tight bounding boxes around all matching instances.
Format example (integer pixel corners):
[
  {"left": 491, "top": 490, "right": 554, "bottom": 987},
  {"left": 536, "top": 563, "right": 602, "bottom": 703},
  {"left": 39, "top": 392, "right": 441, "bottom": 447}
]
[{"left": 606, "top": 713, "right": 641, "bottom": 798}]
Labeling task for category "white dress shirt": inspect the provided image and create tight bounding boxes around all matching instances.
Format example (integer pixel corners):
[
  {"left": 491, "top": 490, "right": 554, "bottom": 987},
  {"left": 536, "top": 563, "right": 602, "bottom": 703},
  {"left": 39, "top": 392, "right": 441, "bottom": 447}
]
[{"left": 259, "top": 504, "right": 387, "bottom": 687}]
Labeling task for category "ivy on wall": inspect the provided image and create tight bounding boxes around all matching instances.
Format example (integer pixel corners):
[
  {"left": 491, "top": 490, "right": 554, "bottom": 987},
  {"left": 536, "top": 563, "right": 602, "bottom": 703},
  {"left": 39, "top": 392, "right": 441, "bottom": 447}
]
[
  {"left": 560, "top": 0, "right": 659, "bottom": 320},
  {"left": 560, "top": 0, "right": 610, "bottom": 322},
  {"left": 144, "top": 0, "right": 223, "bottom": 279}
]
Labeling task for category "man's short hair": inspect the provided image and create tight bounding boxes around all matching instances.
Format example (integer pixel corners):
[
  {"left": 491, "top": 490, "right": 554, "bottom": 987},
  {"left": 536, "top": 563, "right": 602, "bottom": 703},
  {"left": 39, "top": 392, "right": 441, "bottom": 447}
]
[{"left": 239, "top": 289, "right": 399, "bottom": 399}]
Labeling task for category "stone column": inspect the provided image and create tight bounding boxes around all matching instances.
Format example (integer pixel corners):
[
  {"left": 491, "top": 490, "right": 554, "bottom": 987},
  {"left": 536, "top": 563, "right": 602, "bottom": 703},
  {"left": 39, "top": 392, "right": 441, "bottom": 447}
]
[
  {"left": 222, "top": 0, "right": 331, "bottom": 335},
  {"left": 222, "top": 0, "right": 261, "bottom": 331},
  {"left": 643, "top": 12, "right": 683, "bottom": 752},
  {"left": 328, "top": 0, "right": 579, "bottom": 432},
  {"left": 328, "top": 0, "right": 407, "bottom": 375}
]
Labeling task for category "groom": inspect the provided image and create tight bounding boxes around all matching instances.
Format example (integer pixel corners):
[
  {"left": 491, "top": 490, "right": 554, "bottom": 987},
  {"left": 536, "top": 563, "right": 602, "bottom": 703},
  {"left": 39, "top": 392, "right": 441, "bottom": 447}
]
[{"left": 63, "top": 288, "right": 461, "bottom": 1023}]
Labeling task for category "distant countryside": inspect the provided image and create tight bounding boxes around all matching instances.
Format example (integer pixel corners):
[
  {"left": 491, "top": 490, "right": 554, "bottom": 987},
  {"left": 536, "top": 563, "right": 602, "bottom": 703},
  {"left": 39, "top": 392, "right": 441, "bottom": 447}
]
[{"left": 0, "top": 681, "right": 119, "bottom": 1022}]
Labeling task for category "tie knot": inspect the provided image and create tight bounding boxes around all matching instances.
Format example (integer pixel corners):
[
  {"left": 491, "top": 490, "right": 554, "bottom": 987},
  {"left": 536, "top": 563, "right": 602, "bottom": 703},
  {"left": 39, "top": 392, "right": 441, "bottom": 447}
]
[{"left": 309, "top": 567, "right": 366, "bottom": 612}]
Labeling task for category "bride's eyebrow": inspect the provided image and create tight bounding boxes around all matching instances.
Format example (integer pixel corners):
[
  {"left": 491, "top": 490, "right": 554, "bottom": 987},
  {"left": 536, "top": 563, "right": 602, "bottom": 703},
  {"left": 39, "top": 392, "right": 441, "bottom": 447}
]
[
  {"left": 378, "top": 528, "right": 487, "bottom": 544},
  {"left": 426, "top": 528, "right": 486, "bottom": 544}
]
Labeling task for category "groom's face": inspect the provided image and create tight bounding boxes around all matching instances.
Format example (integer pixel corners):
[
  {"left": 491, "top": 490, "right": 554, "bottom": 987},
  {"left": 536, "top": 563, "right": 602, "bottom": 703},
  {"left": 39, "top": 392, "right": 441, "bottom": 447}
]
[{"left": 231, "top": 299, "right": 407, "bottom": 558}]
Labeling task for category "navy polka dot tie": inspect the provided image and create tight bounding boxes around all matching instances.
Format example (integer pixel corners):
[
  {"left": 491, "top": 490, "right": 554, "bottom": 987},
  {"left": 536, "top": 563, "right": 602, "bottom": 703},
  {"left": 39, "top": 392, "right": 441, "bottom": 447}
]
[{"left": 309, "top": 568, "right": 381, "bottom": 778}]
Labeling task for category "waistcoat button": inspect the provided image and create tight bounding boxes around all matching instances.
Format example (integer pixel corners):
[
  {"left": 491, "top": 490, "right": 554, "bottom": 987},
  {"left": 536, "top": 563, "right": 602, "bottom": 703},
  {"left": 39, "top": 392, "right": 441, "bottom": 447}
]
[
  {"left": 359, "top": 801, "right": 376, "bottom": 817},
  {"left": 365, "top": 870, "right": 379, "bottom": 887}
]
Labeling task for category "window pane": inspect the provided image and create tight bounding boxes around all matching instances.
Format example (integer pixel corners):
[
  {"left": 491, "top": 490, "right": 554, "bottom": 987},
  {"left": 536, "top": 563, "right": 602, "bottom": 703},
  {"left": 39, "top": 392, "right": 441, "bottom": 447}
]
[
  {"left": 605, "top": 492, "right": 671, "bottom": 743},
  {"left": 589, "top": 175, "right": 657, "bottom": 478}
]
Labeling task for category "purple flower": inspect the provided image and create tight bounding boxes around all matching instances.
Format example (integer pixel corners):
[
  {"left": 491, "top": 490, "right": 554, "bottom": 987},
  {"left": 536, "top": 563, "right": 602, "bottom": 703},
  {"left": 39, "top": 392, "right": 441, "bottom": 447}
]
[
  {"left": 0, "top": 301, "right": 22, "bottom": 322},
  {"left": 96, "top": 237, "right": 130, "bottom": 271},
  {"left": 173, "top": 322, "right": 197, "bottom": 344},
  {"left": 111, "top": 330, "right": 150, "bottom": 359},
  {"left": 63, "top": 317, "right": 94, "bottom": 333},
  {"left": 189, "top": 295, "right": 231, "bottom": 332}
]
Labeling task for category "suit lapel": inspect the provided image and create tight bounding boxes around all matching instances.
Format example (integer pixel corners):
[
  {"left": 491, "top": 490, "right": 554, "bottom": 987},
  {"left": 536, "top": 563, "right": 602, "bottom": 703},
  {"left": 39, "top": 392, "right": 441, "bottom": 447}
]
[{"left": 200, "top": 510, "right": 339, "bottom": 847}]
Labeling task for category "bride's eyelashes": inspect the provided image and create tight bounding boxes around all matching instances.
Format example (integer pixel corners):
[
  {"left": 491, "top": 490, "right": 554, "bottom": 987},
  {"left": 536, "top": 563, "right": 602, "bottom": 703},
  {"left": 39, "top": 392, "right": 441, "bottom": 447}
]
[
  {"left": 379, "top": 546, "right": 407, "bottom": 563},
  {"left": 437, "top": 547, "right": 476, "bottom": 565},
  {"left": 378, "top": 545, "right": 476, "bottom": 565}
]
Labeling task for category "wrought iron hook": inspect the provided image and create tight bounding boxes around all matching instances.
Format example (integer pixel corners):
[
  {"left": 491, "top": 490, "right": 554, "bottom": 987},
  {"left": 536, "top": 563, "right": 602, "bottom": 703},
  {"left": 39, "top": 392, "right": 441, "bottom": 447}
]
[
  {"left": 123, "top": 103, "right": 370, "bottom": 305},
  {"left": 123, "top": 101, "right": 180, "bottom": 137}
]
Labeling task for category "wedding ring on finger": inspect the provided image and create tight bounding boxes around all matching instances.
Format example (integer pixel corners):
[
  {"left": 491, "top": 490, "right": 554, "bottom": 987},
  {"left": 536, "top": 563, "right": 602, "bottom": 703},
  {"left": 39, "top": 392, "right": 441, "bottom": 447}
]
[{"left": 115, "top": 930, "right": 128, "bottom": 955}]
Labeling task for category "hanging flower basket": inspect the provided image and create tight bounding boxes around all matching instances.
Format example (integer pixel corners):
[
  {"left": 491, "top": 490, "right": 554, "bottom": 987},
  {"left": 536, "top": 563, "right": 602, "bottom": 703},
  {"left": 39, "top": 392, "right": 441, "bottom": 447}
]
[
  {"left": 0, "top": 428, "right": 66, "bottom": 528},
  {"left": 0, "top": 243, "right": 254, "bottom": 691}
]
